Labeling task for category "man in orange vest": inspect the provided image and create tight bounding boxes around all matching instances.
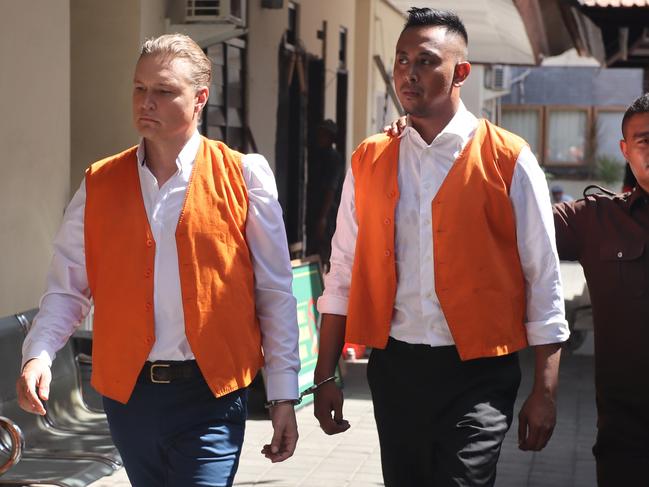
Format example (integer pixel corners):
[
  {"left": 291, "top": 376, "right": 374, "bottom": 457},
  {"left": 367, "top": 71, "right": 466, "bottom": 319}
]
[
  {"left": 17, "top": 34, "right": 300, "bottom": 486},
  {"left": 313, "top": 8, "right": 569, "bottom": 486}
]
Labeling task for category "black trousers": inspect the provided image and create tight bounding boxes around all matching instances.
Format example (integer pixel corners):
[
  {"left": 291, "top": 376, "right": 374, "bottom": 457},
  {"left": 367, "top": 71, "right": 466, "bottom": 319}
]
[
  {"left": 593, "top": 394, "right": 649, "bottom": 486},
  {"left": 367, "top": 338, "right": 521, "bottom": 487}
]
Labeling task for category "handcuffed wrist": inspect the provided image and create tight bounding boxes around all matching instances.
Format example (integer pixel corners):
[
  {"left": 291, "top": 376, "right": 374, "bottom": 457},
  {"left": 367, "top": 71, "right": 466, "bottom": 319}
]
[{"left": 264, "top": 398, "right": 300, "bottom": 409}]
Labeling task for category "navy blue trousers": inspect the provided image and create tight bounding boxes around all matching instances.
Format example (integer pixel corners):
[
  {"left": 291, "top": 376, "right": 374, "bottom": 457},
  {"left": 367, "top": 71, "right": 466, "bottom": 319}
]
[{"left": 103, "top": 375, "right": 247, "bottom": 487}]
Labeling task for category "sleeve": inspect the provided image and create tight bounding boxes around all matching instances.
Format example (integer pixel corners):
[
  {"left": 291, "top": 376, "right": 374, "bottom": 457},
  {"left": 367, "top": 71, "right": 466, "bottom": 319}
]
[
  {"left": 553, "top": 200, "right": 585, "bottom": 262},
  {"left": 510, "top": 146, "right": 570, "bottom": 346},
  {"left": 22, "top": 180, "right": 92, "bottom": 368},
  {"left": 316, "top": 166, "right": 357, "bottom": 315},
  {"left": 242, "top": 154, "right": 300, "bottom": 401}
]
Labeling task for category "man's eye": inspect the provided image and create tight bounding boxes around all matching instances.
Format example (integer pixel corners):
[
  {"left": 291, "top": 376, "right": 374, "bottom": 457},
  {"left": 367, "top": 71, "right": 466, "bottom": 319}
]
[{"left": 398, "top": 58, "right": 408, "bottom": 65}]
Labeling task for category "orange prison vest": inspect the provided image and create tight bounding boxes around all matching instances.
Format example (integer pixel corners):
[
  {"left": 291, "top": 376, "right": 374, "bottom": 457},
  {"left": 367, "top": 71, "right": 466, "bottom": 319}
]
[
  {"left": 346, "top": 119, "right": 529, "bottom": 360},
  {"left": 84, "top": 137, "right": 263, "bottom": 403}
]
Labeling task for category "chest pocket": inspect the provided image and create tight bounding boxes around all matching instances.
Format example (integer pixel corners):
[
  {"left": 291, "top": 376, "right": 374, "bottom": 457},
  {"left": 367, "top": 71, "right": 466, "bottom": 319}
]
[{"left": 599, "top": 242, "right": 647, "bottom": 297}]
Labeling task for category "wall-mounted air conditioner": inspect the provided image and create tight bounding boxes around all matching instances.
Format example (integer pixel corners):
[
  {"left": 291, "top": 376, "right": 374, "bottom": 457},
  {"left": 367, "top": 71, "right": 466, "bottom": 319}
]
[
  {"left": 170, "top": 0, "right": 245, "bottom": 26},
  {"left": 485, "top": 64, "right": 510, "bottom": 91}
]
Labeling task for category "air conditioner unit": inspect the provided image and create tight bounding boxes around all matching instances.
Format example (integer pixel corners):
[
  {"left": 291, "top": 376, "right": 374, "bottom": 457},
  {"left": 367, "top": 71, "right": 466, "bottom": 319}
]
[
  {"left": 485, "top": 64, "right": 510, "bottom": 91},
  {"left": 170, "top": 0, "right": 245, "bottom": 26}
]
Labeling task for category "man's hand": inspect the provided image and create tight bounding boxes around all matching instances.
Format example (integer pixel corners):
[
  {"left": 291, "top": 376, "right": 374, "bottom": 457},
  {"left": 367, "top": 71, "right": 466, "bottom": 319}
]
[
  {"left": 517, "top": 389, "right": 556, "bottom": 451},
  {"left": 261, "top": 402, "right": 298, "bottom": 462},
  {"left": 383, "top": 116, "right": 407, "bottom": 138},
  {"left": 16, "top": 358, "right": 51, "bottom": 415},
  {"left": 313, "top": 381, "right": 350, "bottom": 435},
  {"left": 518, "top": 343, "right": 562, "bottom": 451}
]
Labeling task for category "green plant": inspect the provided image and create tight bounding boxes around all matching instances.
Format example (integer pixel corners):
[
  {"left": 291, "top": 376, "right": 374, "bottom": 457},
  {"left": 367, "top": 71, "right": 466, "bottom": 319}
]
[{"left": 595, "top": 155, "right": 624, "bottom": 185}]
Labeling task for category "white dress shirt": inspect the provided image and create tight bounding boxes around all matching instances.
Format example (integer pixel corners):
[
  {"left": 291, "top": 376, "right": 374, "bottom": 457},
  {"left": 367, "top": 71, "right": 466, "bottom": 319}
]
[
  {"left": 318, "top": 102, "right": 569, "bottom": 346},
  {"left": 22, "top": 131, "right": 300, "bottom": 400}
]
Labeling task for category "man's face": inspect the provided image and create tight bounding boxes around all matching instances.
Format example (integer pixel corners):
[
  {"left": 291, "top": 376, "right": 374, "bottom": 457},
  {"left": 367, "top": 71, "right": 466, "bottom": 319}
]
[
  {"left": 621, "top": 112, "right": 649, "bottom": 191},
  {"left": 132, "top": 55, "right": 207, "bottom": 144},
  {"left": 393, "top": 26, "right": 467, "bottom": 119}
]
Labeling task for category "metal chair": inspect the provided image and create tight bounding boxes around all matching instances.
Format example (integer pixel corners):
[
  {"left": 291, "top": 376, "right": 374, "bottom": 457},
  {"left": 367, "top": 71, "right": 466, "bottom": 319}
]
[{"left": 0, "top": 315, "right": 121, "bottom": 468}]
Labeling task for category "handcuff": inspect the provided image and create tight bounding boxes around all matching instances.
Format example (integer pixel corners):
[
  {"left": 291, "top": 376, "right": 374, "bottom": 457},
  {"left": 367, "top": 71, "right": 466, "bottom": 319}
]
[{"left": 264, "top": 375, "right": 337, "bottom": 409}]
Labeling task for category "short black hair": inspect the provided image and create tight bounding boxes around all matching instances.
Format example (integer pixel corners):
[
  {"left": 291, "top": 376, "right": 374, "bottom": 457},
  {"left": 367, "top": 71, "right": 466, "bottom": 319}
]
[
  {"left": 403, "top": 7, "right": 468, "bottom": 45},
  {"left": 622, "top": 92, "right": 649, "bottom": 138}
]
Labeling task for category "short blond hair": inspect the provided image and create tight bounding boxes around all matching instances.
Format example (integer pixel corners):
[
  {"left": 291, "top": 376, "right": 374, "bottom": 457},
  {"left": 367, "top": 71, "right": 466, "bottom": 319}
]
[{"left": 140, "top": 33, "right": 211, "bottom": 90}]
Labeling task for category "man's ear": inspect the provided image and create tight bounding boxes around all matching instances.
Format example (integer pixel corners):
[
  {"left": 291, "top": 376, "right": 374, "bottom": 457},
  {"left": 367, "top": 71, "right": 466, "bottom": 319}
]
[
  {"left": 620, "top": 138, "right": 629, "bottom": 161},
  {"left": 453, "top": 62, "right": 471, "bottom": 87},
  {"left": 195, "top": 86, "right": 209, "bottom": 113}
]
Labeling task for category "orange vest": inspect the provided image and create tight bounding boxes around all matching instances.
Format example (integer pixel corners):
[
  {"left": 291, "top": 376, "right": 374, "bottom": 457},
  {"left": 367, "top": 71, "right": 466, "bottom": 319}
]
[
  {"left": 346, "top": 119, "right": 529, "bottom": 360},
  {"left": 84, "top": 137, "right": 263, "bottom": 403}
]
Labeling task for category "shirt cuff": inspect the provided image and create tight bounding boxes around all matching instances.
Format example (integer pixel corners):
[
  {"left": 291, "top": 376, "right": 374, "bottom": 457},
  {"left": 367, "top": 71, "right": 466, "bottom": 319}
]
[
  {"left": 317, "top": 294, "right": 349, "bottom": 316},
  {"left": 264, "top": 370, "right": 299, "bottom": 401},
  {"left": 525, "top": 318, "right": 570, "bottom": 346},
  {"left": 21, "top": 345, "right": 54, "bottom": 369}
]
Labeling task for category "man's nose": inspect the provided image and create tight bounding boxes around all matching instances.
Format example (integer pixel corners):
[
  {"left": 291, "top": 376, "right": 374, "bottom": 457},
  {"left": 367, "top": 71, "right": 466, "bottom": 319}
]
[
  {"left": 141, "top": 92, "right": 155, "bottom": 109},
  {"left": 406, "top": 66, "right": 418, "bottom": 83}
]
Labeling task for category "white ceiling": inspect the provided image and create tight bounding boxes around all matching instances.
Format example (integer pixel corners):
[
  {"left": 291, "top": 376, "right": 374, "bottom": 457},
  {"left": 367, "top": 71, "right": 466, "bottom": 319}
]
[{"left": 388, "top": 0, "right": 536, "bottom": 65}]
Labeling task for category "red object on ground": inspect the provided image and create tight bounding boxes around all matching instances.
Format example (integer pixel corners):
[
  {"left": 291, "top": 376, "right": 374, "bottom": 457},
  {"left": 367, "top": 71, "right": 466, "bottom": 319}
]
[{"left": 343, "top": 343, "right": 366, "bottom": 360}]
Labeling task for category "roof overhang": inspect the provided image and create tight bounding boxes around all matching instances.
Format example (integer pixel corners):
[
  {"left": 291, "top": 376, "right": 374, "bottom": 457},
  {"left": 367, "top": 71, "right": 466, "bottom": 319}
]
[
  {"left": 390, "top": 0, "right": 608, "bottom": 65},
  {"left": 575, "top": 0, "right": 649, "bottom": 68},
  {"left": 514, "top": 0, "right": 605, "bottom": 64},
  {"left": 390, "top": 0, "right": 538, "bottom": 65}
]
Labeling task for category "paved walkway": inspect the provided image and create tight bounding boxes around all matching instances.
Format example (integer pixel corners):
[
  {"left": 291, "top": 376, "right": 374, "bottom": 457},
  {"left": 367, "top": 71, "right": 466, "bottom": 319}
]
[{"left": 88, "top": 337, "right": 597, "bottom": 487}]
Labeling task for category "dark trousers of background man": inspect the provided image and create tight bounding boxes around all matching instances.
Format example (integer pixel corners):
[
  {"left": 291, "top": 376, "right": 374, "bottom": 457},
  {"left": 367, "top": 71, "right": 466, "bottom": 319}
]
[
  {"left": 367, "top": 338, "right": 521, "bottom": 487},
  {"left": 594, "top": 393, "right": 649, "bottom": 487},
  {"left": 103, "top": 362, "right": 247, "bottom": 487}
]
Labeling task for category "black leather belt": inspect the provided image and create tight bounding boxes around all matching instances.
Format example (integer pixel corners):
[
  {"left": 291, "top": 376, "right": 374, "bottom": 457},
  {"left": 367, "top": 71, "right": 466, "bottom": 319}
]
[{"left": 138, "top": 360, "right": 201, "bottom": 384}]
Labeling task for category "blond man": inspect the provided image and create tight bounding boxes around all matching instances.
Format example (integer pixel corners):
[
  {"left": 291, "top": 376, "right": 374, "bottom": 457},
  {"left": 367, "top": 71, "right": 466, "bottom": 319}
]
[{"left": 17, "top": 34, "right": 299, "bottom": 486}]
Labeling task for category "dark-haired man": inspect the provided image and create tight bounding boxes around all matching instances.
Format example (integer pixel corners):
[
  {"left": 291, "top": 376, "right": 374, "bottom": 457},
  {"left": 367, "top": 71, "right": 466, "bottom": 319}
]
[
  {"left": 554, "top": 92, "right": 649, "bottom": 486},
  {"left": 313, "top": 7, "right": 568, "bottom": 486}
]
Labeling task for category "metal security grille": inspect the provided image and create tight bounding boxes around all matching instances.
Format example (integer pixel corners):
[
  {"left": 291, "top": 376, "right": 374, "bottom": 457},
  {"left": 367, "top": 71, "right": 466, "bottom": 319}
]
[{"left": 186, "top": 0, "right": 221, "bottom": 20}]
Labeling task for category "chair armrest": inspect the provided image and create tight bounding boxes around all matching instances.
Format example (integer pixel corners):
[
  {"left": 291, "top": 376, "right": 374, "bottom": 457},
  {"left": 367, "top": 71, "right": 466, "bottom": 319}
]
[{"left": 0, "top": 416, "right": 24, "bottom": 474}]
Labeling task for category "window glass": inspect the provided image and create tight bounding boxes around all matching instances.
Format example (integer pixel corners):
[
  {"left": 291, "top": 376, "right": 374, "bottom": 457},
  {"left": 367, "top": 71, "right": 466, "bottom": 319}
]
[
  {"left": 501, "top": 109, "right": 541, "bottom": 161},
  {"left": 547, "top": 110, "right": 587, "bottom": 164},
  {"left": 597, "top": 111, "right": 625, "bottom": 163}
]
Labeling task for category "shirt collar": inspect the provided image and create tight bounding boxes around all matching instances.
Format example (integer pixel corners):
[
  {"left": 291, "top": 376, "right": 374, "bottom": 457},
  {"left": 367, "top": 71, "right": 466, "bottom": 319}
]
[
  {"left": 399, "top": 101, "right": 478, "bottom": 146},
  {"left": 136, "top": 131, "right": 202, "bottom": 173},
  {"left": 626, "top": 185, "right": 649, "bottom": 212}
]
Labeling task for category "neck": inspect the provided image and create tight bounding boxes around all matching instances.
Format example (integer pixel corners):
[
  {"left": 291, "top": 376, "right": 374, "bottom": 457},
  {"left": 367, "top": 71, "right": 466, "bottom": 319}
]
[
  {"left": 143, "top": 131, "right": 194, "bottom": 186},
  {"left": 410, "top": 98, "right": 460, "bottom": 145}
]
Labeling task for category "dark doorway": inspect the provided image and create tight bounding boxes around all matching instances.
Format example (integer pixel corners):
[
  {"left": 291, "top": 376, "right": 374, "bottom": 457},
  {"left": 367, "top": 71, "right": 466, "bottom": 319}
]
[
  {"left": 275, "top": 47, "right": 308, "bottom": 252},
  {"left": 335, "top": 69, "right": 348, "bottom": 163},
  {"left": 304, "top": 58, "right": 325, "bottom": 257}
]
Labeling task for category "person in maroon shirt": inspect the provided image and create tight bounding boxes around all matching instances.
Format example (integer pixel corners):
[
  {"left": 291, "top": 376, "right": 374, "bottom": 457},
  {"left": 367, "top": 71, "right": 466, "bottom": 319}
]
[{"left": 553, "top": 92, "right": 649, "bottom": 486}]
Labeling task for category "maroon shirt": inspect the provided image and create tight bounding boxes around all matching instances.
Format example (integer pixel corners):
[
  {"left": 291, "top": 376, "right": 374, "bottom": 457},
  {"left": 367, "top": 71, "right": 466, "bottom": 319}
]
[{"left": 554, "top": 188, "right": 649, "bottom": 404}]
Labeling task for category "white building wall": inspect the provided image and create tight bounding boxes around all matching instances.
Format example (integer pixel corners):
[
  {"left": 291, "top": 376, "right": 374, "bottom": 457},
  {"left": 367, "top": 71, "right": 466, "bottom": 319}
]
[{"left": 0, "top": 1, "right": 71, "bottom": 315}]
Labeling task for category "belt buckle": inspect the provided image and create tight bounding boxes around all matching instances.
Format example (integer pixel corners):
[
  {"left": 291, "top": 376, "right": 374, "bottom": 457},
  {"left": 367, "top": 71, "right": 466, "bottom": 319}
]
[{"left": 150, "top": 363, "right": 171, "bottom": 384}]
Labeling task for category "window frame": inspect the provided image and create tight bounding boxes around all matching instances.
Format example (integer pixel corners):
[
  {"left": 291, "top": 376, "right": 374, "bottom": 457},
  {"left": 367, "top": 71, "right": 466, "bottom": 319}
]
[
  {"left": 501, "top": 104, "right": 544, "bottom": 163},
  {"left": 543, "top": 105, "right": 592, "bottom": 167}
]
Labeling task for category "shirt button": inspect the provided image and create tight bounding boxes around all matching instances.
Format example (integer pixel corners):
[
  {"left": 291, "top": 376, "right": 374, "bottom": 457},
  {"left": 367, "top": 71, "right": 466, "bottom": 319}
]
[
  {"left": 145, "top": 302, "right": 152, "bottom": 311},
  {"left": 387, "top": 191, "right": 395, "bottom": 198},
  {"left": 145, "top": 337, "right": 153, "bottom": 344},
  {"left": 146, "top": 239, "right": 154, "bottom": 247},
  {"left": 144, "top": 268, "right": 152, "bottom": 278},
  {"left": 384, "top": 250, "right": 391, "bottom": 257},
  {"left": 617, "top": 251, "right": 623, "bottom": 258},
  {"left": 384, "top": 218, "right": 391, "bottom": 225}
]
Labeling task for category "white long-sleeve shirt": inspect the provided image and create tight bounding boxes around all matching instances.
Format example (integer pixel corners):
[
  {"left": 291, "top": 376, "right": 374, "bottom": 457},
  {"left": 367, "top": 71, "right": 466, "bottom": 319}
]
[
  {"left": 318, "top": 103, "right": 569, "bottom": 346},
  {"left": 22, "top": 131, "right": 300, "bottom": 400}
]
